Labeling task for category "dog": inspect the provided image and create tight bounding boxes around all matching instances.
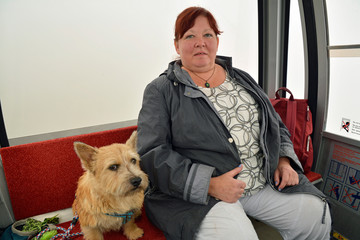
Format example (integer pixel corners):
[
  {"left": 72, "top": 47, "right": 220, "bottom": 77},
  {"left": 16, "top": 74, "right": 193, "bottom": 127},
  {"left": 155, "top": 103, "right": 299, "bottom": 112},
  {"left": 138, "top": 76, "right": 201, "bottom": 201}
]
[{"left": 72, "top": 131, "right": 148, "bottom": 240}]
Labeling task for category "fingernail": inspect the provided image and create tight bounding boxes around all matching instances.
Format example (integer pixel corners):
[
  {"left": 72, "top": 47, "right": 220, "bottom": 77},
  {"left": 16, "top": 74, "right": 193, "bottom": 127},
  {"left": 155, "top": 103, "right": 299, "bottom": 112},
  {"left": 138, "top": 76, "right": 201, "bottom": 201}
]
[
  {"left": 275, "top": 181, "right": 278, "bottom": 185},
  {"left": 239, "top": 164, "right": 242, "bottom": 168},
  {"left": 278, "top": 188, "right": 282, "bottom": 192}
]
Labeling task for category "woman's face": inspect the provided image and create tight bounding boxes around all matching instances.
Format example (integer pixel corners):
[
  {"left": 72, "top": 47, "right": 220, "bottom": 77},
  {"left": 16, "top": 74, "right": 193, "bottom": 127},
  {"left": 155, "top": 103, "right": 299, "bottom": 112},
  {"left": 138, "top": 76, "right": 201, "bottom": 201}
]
[{"left": 174, "top": 15, "right": 219, "bottom": 72}]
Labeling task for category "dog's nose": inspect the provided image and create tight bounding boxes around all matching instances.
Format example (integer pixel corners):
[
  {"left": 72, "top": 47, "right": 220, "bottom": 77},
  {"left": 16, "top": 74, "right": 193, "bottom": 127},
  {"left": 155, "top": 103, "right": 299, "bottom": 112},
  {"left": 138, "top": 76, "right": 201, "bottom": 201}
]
[{"left": 130, "top": 177, "right": 142, "bottom": 187}]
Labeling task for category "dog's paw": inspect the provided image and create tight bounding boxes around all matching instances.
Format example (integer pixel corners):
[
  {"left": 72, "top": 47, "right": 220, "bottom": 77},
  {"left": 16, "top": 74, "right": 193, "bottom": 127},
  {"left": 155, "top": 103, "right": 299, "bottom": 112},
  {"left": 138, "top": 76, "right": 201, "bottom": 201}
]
[{"left": 124, "top": 225, "right": 144, "bottom": 240}]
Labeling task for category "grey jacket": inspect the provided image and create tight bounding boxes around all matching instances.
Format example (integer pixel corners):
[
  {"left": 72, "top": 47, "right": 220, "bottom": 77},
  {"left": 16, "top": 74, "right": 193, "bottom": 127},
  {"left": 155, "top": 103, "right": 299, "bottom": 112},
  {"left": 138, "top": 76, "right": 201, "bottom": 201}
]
[{"left": 137, "top": 56, "right": 326, "bottom": 240}]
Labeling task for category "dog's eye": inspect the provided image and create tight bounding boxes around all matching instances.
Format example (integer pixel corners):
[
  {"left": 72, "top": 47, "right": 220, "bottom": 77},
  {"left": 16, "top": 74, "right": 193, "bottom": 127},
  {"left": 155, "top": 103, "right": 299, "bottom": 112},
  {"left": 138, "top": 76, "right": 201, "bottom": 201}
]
[
  {"left": 108, "top": 164, "right": 120, "bottom": 171},
  {"left": 130, "top": 158, "right": 137, "bottom": 164}
]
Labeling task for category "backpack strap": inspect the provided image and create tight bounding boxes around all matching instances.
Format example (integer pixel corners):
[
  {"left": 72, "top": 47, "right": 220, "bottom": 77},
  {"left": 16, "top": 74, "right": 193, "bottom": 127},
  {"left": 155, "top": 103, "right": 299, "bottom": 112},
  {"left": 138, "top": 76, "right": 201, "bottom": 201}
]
[{"left": 275, "top": 87, "right": 297, "bottom": 142}]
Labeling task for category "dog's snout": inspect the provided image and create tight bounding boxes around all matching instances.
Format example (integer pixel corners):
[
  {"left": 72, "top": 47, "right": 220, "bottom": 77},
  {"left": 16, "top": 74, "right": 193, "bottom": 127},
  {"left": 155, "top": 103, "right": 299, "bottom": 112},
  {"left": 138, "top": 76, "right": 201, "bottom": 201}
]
[{"left": 130, "top": 177, "right": 142, "bottom": 187}]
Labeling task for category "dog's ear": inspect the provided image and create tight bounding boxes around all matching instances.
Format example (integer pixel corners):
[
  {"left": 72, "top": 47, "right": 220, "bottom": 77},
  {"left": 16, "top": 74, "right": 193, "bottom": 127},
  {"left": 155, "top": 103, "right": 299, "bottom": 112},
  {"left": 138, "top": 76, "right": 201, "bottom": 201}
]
[
  {"left": 74, "top": 142, "right": 98, "bottom": 172},
  {"left": 125, "top": 131, "right": 137, "bottom": 151}
]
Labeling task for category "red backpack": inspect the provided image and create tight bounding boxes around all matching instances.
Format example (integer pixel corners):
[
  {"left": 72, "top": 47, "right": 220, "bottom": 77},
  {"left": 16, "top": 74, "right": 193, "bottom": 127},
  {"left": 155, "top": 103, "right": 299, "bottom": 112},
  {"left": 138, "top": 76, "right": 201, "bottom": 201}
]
[{"left": 270, "top": 87, "right": 313, "bottom": 174}]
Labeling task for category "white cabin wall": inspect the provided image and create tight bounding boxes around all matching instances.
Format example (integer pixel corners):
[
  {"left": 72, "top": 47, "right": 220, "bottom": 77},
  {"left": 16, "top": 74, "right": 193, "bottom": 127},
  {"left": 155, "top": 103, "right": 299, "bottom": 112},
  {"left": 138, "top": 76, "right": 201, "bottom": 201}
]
[{"left": 0, "top": 0, "right": 258, "bottom": 139}]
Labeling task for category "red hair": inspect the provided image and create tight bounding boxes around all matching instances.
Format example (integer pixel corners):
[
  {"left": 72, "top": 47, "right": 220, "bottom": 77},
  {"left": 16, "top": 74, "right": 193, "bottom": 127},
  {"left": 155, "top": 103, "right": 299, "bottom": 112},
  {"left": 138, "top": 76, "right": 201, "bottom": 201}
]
[{"left": 174, "top": 7, "right": 222, "bottom": 41}]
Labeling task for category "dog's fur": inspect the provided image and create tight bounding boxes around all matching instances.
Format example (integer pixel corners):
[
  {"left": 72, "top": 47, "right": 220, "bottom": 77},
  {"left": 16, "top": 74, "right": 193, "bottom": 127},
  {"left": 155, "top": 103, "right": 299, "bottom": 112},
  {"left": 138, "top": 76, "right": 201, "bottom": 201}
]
[{"left": 72, "top": 131, "right": 148, "bottom": 240}]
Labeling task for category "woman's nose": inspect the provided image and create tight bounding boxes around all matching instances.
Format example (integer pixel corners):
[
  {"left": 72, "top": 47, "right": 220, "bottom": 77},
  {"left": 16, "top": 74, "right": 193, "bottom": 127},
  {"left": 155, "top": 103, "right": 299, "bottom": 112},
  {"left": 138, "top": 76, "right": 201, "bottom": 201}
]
[{"left": 195, "top": 38, "right": 205, "bottom": 47}]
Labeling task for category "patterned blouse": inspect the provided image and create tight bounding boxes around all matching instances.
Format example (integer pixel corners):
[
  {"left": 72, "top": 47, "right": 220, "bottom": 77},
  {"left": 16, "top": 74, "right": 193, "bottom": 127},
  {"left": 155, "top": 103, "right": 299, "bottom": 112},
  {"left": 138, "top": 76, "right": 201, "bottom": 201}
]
[{"left": 200, "top": 73, "right": 266, "bottom": 196}]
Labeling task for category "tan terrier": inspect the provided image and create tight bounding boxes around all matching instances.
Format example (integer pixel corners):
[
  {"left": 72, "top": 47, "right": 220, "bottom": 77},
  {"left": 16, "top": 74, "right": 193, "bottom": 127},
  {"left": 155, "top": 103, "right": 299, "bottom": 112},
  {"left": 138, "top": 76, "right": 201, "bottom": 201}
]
[{"left": 72, "top": 131, "right": 149, "bottom": 240}]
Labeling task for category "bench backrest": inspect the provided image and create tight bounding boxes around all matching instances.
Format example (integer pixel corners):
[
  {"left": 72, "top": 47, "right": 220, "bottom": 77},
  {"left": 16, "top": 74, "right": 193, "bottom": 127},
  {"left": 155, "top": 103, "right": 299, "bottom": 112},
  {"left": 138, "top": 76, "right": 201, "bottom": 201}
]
[{"left": 0, "top": 125, "right": 137, "bottom": 220}]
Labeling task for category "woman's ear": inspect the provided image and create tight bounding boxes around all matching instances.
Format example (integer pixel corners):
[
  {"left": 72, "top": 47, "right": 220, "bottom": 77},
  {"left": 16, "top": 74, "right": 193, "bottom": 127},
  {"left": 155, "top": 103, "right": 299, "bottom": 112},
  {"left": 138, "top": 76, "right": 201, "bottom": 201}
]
[{"left": 174, "top": 40, "right": 180, "bottom": 54}]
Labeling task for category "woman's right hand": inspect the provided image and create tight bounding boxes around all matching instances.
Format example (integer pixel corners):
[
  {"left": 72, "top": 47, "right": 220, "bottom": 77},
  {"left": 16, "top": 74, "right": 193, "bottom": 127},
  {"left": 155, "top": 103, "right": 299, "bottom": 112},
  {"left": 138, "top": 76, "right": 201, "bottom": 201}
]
[{"left": 208, "top": 165, "right": 246, "bottom": 203}]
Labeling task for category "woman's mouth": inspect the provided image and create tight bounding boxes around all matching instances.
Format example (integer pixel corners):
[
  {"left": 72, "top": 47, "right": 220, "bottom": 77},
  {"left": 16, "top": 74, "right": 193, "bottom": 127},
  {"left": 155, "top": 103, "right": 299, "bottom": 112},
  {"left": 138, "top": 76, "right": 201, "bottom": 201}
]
[{"left": 194, "top": 52, "right": 207, "bottom": 56}]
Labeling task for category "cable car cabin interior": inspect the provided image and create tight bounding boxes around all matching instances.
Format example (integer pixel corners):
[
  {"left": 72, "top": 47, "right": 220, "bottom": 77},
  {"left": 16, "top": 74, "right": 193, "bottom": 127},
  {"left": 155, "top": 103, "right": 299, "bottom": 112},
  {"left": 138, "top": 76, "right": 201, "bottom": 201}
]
[{"left": 1, "top": 1, "right": 359, "bottom": 239}]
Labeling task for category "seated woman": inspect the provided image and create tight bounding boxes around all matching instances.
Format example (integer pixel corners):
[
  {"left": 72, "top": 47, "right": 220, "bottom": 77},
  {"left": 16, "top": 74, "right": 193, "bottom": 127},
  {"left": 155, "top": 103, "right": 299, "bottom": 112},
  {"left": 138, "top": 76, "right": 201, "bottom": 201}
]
[{"left": 137, "top": 6, "right": 331, "bottom": 240}]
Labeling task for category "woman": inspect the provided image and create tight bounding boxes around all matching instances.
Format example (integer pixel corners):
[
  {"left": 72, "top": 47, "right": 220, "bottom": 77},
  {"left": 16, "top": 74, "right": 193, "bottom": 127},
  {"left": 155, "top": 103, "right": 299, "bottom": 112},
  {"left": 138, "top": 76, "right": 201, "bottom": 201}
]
[{"left": 137, "top": 6, "right": 331, "bottom": 240}]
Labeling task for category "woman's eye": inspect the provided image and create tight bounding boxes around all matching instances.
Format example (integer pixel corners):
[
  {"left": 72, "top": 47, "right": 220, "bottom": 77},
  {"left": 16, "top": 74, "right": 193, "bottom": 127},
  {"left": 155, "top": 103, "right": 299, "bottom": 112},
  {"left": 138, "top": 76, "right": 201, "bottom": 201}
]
[
  {"left": 131, "top": 158, "right": 137, "bottom": 164},
  {"left": 109, "top": 164, "right": 120, "bottom": 171},
  {"left": 185, "top": 35, "right": 194, "bottom": 39},
  {"left": 204, "top": 33, "right": 213, "bottom": 38}
]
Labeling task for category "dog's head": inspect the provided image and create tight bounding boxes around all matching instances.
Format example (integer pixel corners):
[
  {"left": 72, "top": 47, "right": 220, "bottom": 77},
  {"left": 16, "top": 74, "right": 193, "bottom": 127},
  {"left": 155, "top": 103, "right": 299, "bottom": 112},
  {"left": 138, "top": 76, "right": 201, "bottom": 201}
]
[{"left": 73, "top": 131, "right": 148, "bottom": 196}]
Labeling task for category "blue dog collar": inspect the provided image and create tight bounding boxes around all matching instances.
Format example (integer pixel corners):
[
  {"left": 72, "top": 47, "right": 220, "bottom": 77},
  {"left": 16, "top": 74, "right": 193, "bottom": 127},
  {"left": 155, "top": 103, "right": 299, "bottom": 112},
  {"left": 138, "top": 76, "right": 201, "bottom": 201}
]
[{"left": 104, "top": 210, "right": 135, "bottom": 224}]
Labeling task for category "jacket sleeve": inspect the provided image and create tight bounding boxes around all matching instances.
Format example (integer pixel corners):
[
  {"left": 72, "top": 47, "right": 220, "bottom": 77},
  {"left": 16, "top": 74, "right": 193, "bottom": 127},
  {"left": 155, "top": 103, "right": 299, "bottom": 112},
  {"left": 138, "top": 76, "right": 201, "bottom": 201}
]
[{"left": 137, "top": 79, "right": 215, "bottom": 205}]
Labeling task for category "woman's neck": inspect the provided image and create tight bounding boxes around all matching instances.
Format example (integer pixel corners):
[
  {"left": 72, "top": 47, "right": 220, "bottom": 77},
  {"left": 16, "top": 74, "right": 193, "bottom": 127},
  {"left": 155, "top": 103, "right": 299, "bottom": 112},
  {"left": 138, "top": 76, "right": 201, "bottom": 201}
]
[{"left": 182, "top": 64, "right": 226, "bottom": 88}]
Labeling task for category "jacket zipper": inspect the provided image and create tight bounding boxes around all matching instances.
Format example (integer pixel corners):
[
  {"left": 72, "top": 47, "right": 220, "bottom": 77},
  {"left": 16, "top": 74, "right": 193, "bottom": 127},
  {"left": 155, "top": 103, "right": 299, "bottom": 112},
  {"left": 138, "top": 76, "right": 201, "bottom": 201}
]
[{"left": 306, "top": 106, "right": 310, "bottom": 152}]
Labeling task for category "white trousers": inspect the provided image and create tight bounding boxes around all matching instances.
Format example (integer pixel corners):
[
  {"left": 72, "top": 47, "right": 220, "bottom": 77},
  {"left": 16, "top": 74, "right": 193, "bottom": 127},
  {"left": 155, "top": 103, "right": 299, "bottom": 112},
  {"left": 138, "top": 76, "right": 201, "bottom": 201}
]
[{"left": 195, "top": 184, "right": 331, "bottom": 240}]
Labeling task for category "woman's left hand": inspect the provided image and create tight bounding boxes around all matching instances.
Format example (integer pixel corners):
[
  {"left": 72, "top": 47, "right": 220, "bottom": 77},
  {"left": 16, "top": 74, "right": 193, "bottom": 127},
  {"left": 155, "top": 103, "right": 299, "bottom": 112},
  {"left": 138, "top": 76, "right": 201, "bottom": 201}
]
[{"left": 274, "top": 157, "right": 299, "bottom": 191}]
